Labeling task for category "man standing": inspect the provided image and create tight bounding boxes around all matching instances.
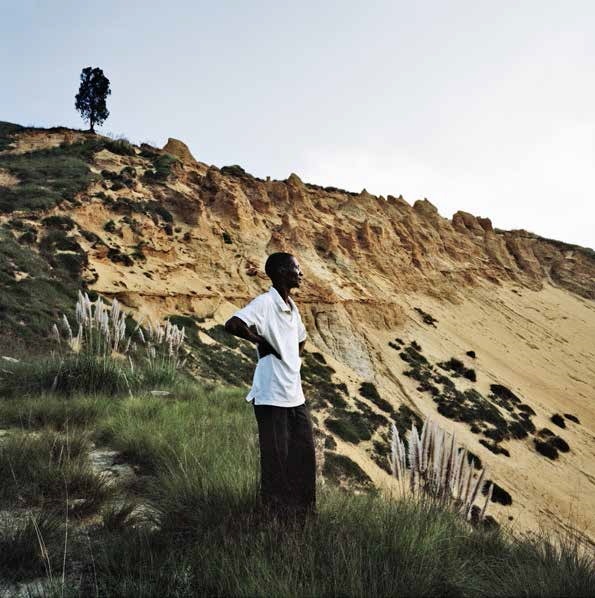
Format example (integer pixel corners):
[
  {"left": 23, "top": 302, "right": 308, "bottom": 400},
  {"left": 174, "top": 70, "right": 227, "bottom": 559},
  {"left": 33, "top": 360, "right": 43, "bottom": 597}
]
[{"left": 224, "top": 252, "right": 316, "bottom": 526}]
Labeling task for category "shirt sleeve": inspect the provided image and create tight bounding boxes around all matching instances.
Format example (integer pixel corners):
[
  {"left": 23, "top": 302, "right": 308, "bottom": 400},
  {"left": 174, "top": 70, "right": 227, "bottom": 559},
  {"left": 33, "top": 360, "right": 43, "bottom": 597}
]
[
  {"left": 232, "top": 295, "right": 267, "bottom": 332},
  {"left": 298, "top": 316, "right": 307, "bottom": 343}
]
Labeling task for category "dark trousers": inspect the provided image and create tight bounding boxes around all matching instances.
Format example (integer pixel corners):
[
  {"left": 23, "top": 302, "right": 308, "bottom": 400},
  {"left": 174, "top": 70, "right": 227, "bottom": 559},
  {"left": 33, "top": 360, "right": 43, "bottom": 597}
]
[{"left": 252, "top": 402, "right": 316, "bottom": 523}]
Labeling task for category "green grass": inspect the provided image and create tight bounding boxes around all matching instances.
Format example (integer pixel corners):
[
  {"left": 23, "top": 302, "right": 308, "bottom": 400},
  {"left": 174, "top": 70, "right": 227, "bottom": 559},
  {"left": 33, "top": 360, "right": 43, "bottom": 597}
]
[
  {"left": 0, "top": 509, "right": 64, "bottom": 580},
  {"left": 0, "top": 349, "right": 197, "bottom": 399},
  {"left": 0, "top": 140, "right": 100, "bottom": 212},
  {"left": 0, "top": 121, "right": 24, "bottom": 151},
  {"left": 0, "top": 227, "right": 78, "bottom": 356},
  {"left": 0, "top": 376, "right": 593, "bottom": 595},
  {"left": 0, "top": 428, "right": 110, "bottom": 512}
]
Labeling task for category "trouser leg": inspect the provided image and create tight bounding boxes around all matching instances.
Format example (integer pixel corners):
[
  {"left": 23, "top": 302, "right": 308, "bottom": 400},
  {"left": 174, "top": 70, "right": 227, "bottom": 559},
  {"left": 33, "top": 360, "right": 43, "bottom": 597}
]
[
  {"left": 252, "top": 404, "right": 291, "bottom": 518},
  {"left": 286, "top": 403, "right": 317, "bottom": 518}
]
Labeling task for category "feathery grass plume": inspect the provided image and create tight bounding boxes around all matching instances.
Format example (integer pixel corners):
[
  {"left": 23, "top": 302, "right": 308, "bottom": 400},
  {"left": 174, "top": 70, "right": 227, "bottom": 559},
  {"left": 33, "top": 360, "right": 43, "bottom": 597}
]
[{"left": 389, "top": 416, "right": 494, "bottom": 522}]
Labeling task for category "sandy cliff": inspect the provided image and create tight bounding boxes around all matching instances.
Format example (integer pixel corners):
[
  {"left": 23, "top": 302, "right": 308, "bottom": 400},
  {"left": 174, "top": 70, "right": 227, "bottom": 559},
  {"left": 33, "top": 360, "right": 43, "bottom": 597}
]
[{"left": 1, "top": 126, "right": 594, "bottom": 545}]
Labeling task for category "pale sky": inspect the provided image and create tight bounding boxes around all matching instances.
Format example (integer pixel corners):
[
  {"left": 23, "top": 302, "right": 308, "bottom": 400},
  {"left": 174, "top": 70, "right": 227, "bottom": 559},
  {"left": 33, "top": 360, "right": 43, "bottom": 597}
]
[{"left": 1, "top": 0, "right": 593, "bottom": 248}]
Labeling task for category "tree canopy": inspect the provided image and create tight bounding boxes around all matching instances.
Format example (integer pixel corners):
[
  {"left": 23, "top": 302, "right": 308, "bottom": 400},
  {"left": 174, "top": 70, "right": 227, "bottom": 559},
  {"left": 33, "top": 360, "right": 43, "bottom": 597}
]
[{"left": 74, "top": 67, "right": 111, "bottom": 133}]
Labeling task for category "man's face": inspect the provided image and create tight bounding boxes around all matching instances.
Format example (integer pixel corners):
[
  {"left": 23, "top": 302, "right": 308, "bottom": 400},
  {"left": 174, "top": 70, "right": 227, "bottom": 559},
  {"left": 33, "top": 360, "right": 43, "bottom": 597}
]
[{"left": 279, "top": 256, "right": 303, "bottom": 288}]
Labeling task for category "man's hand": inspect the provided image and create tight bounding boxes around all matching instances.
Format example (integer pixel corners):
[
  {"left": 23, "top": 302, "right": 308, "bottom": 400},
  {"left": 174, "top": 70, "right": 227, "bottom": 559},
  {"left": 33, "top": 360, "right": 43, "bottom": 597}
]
[
  {"left": 224, "top": 317, "right": 282, "bottom": 361},
  {"left": 250, "top": 326, "right": 281, "bottom": 360}
]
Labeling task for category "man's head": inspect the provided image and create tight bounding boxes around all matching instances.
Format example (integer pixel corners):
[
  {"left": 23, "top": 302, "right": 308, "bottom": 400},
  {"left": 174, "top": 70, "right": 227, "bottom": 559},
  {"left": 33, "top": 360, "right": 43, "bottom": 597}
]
[{"left": 265, "top": 252, "right": 303, "bottom": 288}]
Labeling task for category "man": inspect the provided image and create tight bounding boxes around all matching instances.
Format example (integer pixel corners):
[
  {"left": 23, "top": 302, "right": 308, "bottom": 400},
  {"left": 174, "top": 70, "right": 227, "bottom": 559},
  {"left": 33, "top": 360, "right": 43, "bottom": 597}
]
[{"left": 224, "top": 252, "right": 316, "bottom": 526}]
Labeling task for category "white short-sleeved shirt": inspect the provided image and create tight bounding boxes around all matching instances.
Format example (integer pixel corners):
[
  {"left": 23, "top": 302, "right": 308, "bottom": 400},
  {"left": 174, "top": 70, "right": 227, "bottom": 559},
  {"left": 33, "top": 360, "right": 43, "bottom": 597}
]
[{"left": 232, "top": 286, "right": 307, "bottom": 407}]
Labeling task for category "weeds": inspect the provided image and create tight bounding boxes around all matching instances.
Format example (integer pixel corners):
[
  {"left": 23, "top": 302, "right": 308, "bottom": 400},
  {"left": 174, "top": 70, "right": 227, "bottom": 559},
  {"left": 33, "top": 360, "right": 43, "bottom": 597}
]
[{"left": 389, "top": 417, "right": 495, "bottom": 524}]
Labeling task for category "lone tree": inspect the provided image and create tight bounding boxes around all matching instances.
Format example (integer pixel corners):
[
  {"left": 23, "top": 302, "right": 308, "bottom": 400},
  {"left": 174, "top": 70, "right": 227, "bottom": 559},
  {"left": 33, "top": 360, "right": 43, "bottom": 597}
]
[{"left": 75, "top": 67, "right": 111, "bottom": 133}]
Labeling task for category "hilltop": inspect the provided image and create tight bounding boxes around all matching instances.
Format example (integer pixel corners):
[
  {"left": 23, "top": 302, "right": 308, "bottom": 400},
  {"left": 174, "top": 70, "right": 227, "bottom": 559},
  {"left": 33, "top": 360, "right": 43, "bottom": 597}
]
[{"left": 0, "top": 121, "right": 594, "bottom": 547}]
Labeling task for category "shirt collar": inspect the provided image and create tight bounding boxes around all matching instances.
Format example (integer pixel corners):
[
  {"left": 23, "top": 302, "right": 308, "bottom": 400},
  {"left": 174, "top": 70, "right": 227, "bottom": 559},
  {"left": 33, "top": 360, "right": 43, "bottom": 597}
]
[{"left": 268, "top": 286, "right": 294, "bottom": 313}]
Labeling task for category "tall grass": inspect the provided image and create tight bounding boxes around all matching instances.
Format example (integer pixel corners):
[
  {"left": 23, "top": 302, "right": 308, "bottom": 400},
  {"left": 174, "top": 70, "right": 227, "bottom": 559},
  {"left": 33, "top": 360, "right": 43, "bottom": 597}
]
[
  {"left": 390, "top": 418, "right": 493, "bottom": 523},
  {"left": 0, "top": 291, "right": 189, "bottom": 398},
  {"left": 0, "top": 428, "right": 110, "bottom": 512},
  {"left": 0, "top": 386, "right": 593, "bottom": 595}
]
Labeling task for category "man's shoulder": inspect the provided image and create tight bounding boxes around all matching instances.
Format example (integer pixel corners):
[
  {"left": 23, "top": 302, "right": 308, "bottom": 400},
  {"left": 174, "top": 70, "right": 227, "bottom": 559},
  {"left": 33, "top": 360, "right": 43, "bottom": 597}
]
[{"left": 245, "top": 292, "right": 272, "bottom": 309}]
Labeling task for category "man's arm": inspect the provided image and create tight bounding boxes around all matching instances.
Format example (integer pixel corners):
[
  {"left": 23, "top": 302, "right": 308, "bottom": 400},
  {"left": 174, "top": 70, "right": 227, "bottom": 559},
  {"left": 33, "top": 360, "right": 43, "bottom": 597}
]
[
  {"left": 299, "top": 339, "right": 306, "bottom": 356},
  {"left": 224, "top": 316, "right": 281, "bottom": 359}
]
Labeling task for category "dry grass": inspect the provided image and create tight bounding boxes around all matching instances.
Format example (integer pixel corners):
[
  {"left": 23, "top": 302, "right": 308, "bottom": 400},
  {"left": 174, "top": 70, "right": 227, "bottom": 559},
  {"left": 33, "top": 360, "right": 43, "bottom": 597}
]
[{"left": 390, "top": 417, "right": 493, "bottom": 522}]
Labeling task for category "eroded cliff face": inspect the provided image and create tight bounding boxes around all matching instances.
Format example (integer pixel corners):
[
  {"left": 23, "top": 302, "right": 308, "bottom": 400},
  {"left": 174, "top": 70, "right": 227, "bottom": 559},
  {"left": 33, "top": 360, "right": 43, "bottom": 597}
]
[{"left": 2, "top": 127, "right": 594, "bottom": 544}]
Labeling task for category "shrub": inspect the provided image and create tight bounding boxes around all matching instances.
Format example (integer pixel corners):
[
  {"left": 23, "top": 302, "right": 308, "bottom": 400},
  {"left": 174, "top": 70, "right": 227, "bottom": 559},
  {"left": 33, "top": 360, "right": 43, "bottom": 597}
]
[
  {"left": 0, "top": 142, "right": 98, "bottom": 212},
  {"left": 482, "top": 481, "right": 513, "bottom": 506},
  {"left": 466, "top": 350, "right": 476, "bottom": 359},
  {"left": 359, "top": 382, "right": 393, "bottom": 414},
  {"left": 534, "top": 439, "right": 558, "bottom": 460},
  {"left": 490, "top": 384, "right": 521, "bottom": 404},
  {"left": 222, "top": 231, "right": 233, "bottom": 244},
  {"left": 0, "top": 121, "right": 23, "bottom": 151},
  {"left": 41, "top": 215, "right": 75, "bottom": 230},
  {"left": 144, "top": 153, "right": 178, "bottom": 181},
  {"left": 564, "top": 413, "right": 580, "bottom": 424},
  {"left": 104, "top": 219, "right": 117, "bottom": 233},
  {"left": 105, "top": 138, "right": 136, "bottom": 156},
  {"left": 107, "top": 247, "right": 134, "bottom": 266},
  {"left": 221, "top": 165, "right": 249, "bottom": 177},
  {"left": 414, "top": 307, "right": 438, "bottom": 327},
  {"left": 551, "top": 413, "right": 566, "bottom": 428},
  {"left": 322, "top": 451, "right": 374, "bottom": 490},
  {"left": 325, "top": 410, "right": 372, "bottom": 444},
  {"left": 549, "top": 436, "right": 570, "bottom": 453},
  {"left": 463, "top": 368, "right": 477, "bottom": 382}
]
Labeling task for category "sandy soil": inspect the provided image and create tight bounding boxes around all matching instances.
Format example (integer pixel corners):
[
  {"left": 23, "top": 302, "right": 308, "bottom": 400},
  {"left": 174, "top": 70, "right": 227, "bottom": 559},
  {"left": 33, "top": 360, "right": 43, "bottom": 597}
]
[{"left": 362, "top": 282, "right": 595, "bottom": 545}]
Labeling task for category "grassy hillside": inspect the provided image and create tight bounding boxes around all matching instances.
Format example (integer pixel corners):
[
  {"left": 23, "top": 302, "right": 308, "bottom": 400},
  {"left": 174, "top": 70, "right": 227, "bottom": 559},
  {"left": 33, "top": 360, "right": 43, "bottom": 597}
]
[
  {"left": 1, "top": 122, "right": 594, "bottom": 595},
  {"left": 0, "top": 322, "right": 593, "bottom": 596}
]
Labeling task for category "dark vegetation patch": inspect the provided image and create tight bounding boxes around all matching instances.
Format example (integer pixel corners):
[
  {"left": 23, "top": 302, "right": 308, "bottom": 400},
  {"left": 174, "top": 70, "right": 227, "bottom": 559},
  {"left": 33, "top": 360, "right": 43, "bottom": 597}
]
[
  {"left": 178, "top": 323, "right": 255, "bottom": 387},
  {"left": 304, "top": 181, "right": 359, "bottom": 196},
  {"left": 325, "top": 409, "right": 373, "bottom": 444},
  {"left": 311, "top": 351, "right": 326, "bottom": 364},
  {"left": 0, "top": 121, "right": 23, "bottom": 151},
  {"left": 438, "top": 357, "right": 476, "bottom": 382},
  {"left": 534, "top": 439, "right": 558, "bottom": 460},
  {"left": 143, "top": 153, "right": 178, "bottom": 181},
  {"left": 101, "top": 195, "right": 173, "bottom": 224},
  {"left": 300, "top": 351, "right": 348, "bottom": 410},
  {"left": 0, "top": 139, "right": 102, "bottom": 212},
  {"left": 353, "top": 398, "right": 390, "bottom": 429},
  {"left": 550, "top": 435, "right": 570, "bottom": 453},
  {"left": 478, "top": 440, "right": 510, "bottom": 457},
  {"left": 466, "top": 350, "right": 476, "bottom": 359},
  {"left": 414, "top": 307, "right": 438, "bottom": 327},
  {"left": 104, "top": 219, "right": 117, "bottom": 233},
  {"left": 466, "top": 451, "right": 482, "bottom": 470},
  {"left": 322, "top": 451, "right": 374, "bottom": 491},
  {"left": 0, "top": 228, "right": 79, "bottom": 356},
  {"left": 371, "top": 435, "right": 392, "bottom": 474},
  {"left": 564, "top": 413, "right": 580, "bottom": 424},
  {"left": 220, "top": 165, "right": 253, "bottom": 178},
  {"left": 324, "top": 434, "right": 337, "bottom": 450},
  {"left": 359, "top": 382, "right": 393, "bottom": 414},
  {"left": 550, "top": 413, "right": 566, "bottom": 428},
  {"left": 482, "top": 481, "right": 513, "bottom": 506},
  {"left": 41, "top": 215, "right": 75, "bottom": 230},
  {"left": 489, "top": 385, "right": 522, "bottom": 411},
  {"left": 392, "top": 404, "right": 423, "bottom": 438},
  {"left": 107, "top": 247, "right": 134, "bottom": 267},
  {"left": 222, "top": 231, "right": 233, "bottom": 244},
  {"left": 396, "top": 341, "right": 540, "bottom": 457},
  {"left": 105, "top": 138, "right": 136, "bottom": 156}
]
